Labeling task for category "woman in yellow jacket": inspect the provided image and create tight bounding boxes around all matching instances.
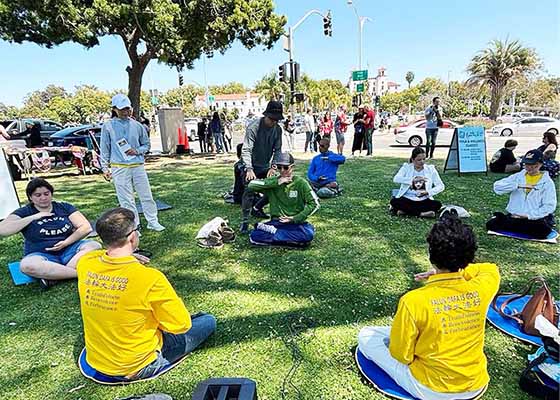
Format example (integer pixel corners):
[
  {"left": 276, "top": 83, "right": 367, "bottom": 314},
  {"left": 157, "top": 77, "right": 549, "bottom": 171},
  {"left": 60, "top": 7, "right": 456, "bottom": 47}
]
[{"left": 358, "top": 211, "right": 500, "bottom": 400}]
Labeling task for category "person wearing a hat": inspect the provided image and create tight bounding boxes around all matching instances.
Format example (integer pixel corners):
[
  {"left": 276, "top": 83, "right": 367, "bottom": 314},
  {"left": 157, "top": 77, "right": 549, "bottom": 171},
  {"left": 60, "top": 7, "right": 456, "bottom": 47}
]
[
  {"left": 247, "top": 152, "right": 320, "bottom": 247},
  {"left": 352, "top": 105, "right": 367, "bottom": 157},
  {"left": 240, "top": 100, "right": 284, "bottom": 233},
  {"left": 486, "top": 149, "right": 557, "bottom": 239},
  {"left": 100, "top": 94, "right": 165, "bottom": 232}
]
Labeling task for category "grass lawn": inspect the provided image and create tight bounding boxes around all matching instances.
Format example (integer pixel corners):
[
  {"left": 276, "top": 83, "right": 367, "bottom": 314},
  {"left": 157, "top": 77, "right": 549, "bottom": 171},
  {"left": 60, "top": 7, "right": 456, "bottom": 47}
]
[{"left": 0, "top": 155, "right": 557, "bottom": 400}]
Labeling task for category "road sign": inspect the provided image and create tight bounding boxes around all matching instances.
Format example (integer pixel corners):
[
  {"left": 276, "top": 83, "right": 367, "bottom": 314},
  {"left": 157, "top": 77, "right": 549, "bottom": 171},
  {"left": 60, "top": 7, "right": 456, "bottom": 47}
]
[
  {"left": 151, "top": 96, "right": 159, "bottom": 106},
  {"left": 208, "top": 95, "right": 215, "bottom": 103},
  {"left": 356, "top": 83, "right": 364, "bottom": 93},
  {"left": 352, "top": 70, "right": 368, "bottom": 81}
]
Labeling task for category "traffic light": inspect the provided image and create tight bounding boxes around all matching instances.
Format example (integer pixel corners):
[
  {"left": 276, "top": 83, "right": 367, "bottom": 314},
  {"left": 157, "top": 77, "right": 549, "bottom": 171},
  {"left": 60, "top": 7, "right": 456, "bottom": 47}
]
[
  {"left": 178, "top": 74, "right": 184, "bottom": 86},
  {"left": 292, "top": 62, "right": 300, "bottom": 83},
  {"left": 294, "top": 93, "right": 305, "bottom": 103},
  {"left": 323, "top": 11, "right": 332, "bottom": 37},
  {"left": 278, "top": 63, "right": 288, "bottom": 83}
]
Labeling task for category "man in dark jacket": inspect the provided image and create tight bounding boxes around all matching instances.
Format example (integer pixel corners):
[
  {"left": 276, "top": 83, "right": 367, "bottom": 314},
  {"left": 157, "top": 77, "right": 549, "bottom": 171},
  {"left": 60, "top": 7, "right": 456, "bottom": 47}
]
[
  {"left": 240, "top": 101, "right": 283, "bottom": 233},
  {"left": 197, "top": 118, "right": 207, "bottom": 153}
]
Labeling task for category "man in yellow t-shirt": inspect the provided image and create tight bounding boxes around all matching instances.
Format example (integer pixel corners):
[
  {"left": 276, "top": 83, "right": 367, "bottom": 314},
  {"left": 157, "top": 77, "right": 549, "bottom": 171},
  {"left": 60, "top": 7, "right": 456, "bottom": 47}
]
[
  {"left": 77, "top": 207, "right": 216, "bottom": 381},
  {"left": 358, "top": 211, "right": 500, "bottom": 400}
]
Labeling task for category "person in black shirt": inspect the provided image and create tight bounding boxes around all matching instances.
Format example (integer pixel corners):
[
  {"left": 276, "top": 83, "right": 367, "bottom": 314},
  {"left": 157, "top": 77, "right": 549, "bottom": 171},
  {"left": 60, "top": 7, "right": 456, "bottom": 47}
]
[
  {"left": 197, "top": 118, "right": 208, "bottom": 153},
  {"left": 352, "top": 105, "right": 366, "bottom": 156},
  {"left": 25, "top": 121, "right": 43, "bottom": 147},
  {"left": 489, "top": 139, "right": 520, "bottom": 173}
]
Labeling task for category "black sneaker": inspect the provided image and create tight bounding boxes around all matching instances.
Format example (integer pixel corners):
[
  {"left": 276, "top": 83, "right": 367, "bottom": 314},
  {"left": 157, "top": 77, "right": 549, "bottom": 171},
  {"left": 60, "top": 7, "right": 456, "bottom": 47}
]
[
  {"left": 251, "top": 208, "right": 269, "bottom": 219},
  {"left": 239, "top": 222, "right": 250, "bottom": 234},
  {"left": 39, "top": 278, "right": 58, "bottom": 290}
]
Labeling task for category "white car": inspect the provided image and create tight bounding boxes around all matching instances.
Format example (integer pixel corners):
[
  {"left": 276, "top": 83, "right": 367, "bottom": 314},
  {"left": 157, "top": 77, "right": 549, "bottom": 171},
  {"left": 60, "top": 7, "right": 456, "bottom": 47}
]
[
  {"left": 394, "top": 119, "right": 460, "bottom": 147},
  {"left": 496, "top": 112, "right": 534, "bottom": 124},
  {"left": 490, "top": 117, "right": 560, "bottom": 137}
]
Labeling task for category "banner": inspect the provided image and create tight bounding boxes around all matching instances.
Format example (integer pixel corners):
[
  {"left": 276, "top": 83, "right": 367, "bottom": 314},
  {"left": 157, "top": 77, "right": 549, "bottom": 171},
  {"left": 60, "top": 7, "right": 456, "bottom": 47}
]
[{"left": 0, "top": 149, "right": 20, "bottom": 220}]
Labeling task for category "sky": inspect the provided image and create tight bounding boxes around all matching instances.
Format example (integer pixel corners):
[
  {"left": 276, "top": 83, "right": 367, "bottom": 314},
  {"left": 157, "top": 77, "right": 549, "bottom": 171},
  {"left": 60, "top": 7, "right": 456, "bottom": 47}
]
[{"left": 0, "top": 0, "right": 559, "bottom": 107}]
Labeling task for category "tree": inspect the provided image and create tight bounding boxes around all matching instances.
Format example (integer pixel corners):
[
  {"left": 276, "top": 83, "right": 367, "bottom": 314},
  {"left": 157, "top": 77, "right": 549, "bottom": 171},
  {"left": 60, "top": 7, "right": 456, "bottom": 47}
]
[
  {"left": 21, "top": 85, "right": 68, "bottom": 118},
  {"left": 0, "top": 1, "right": 286, "bottom": 118},
  {"left": 466, "top": 39, "right": 539, "bottom": 119},
  {"left": 255, "top": 72, "right": 288, "bottom": 101},
  {"left": 209, "top": 82, "right": 249, "bottom": 95},
  {"left": 405, "top": 71, "right": 415, "bottom": 88}
]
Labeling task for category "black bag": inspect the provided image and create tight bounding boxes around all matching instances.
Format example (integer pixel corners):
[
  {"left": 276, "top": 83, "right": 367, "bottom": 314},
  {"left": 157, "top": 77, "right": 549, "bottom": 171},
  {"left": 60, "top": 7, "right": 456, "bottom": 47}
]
[{"left": 519, "top": 335, "right": 559, "bottom": 399}]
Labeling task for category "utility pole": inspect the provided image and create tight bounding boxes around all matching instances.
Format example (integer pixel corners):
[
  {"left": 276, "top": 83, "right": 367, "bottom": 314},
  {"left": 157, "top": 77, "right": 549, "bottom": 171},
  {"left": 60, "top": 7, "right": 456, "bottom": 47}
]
[
  {"left": 282, "top": 9, "right": 331, "bottom": 117},
  {"left": 347, "top": 1, "right": 371, "bottom": 106}
]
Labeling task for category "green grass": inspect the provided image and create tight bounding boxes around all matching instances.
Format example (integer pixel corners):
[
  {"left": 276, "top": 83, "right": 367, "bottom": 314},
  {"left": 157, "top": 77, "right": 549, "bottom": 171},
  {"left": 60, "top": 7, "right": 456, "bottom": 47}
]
[{"left": 0, "top": 155, "right": 558, "bottom": 400}]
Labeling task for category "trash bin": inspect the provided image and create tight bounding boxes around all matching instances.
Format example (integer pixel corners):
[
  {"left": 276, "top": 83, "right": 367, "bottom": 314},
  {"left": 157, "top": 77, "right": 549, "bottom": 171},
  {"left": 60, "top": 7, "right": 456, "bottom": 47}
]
[{"left": 157, "top": 107, "right": 185, "bottom": 155}]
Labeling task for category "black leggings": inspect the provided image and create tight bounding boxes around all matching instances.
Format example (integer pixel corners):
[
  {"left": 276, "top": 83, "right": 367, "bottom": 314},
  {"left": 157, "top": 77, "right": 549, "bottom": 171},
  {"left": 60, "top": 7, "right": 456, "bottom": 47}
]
[
  {"left": 486, "top": 212, "right": 553, "bottom": 239},
  {"left": 390, "top": 197, "right": 442, "bottom": 216}
]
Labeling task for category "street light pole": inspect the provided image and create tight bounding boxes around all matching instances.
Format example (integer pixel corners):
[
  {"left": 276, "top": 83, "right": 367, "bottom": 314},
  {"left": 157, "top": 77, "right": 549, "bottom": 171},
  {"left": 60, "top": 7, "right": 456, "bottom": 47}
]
[{"left": 347, "top": 1, "right": 372, "bottom": 71}]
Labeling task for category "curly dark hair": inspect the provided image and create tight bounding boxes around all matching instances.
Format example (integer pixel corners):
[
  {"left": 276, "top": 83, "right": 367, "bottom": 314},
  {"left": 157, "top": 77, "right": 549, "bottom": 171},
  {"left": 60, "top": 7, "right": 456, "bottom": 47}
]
[
  {"left": 426, "top": 211, "right": 477, "bottom": 272},
  {"left": 25, "top": 178, "right": 54, "bottom": 202}
]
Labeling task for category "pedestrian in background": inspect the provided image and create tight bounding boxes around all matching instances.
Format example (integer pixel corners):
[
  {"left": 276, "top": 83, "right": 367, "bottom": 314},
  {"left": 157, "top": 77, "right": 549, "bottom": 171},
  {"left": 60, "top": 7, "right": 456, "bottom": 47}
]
[
  {"left": 335, "top": 104, "right": 351, "bottom": 155},
  {"left": 424, "top": 97, "right": 443, "bottom": 159},
  {"left": 352, "top": 105, "right": 366, "bottom": 157},
  {"left": 197, "top": 117, "right": 207, "bottom": 153},
  {"left": 363, "top": 104, "right": 376, "bottom": 156},
  {"left": 209, "top": 112, "right": 224, "bottom": 153},
  {"left": 223, "top": 116, "right": 233, "bottom": 153},
  {"left": 283, "top": 114, "right": 296, "bottom": 151},
  {"left": 319, "top": 112, "right": 334, "bottom": 142},
  {"left": 100, "top": 94, "right": 165, "bottom": 232},
  {"left": 304, "top": 108, "right": 317, "bottom": 153}
]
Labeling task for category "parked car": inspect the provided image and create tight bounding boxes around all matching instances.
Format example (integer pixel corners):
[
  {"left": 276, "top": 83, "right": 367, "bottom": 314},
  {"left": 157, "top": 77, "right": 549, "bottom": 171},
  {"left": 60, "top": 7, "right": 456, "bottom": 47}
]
[
  {"left": 394, "top": 119, "right": 460, "bottom": 147},
  {"left": 490, "top": 117, "right": 560, "bottom": 137},
  {"left": 48, "top": 125, "right": 102, "bottom": 148},
  {"left": 1, "top": 119, "right": 63, "bottom": 144},
  {"left": 496, "top": 112, "right": 534, "bottom": 124},
  {"left": 184, "top": 117, "right": 200, "bottom": 141}
]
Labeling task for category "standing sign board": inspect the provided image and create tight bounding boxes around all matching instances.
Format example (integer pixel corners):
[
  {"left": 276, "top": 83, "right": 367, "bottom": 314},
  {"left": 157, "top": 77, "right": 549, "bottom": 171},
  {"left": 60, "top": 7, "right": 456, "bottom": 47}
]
[
  {"left": 444, "top": 126, "right": 488, "bottom": 175},
  {"left": 0, "top": 148, "right": 20, "bottom": 220}
]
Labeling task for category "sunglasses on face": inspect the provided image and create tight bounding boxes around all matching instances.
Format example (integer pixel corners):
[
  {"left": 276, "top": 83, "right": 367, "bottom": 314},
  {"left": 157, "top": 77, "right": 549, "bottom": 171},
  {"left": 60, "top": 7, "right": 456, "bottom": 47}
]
[
  {"left": 277, "top": 165, "right": 292, "bottom": 171},
  {"left": 125, "top": 227, "right": 139, "bottom": 237}
]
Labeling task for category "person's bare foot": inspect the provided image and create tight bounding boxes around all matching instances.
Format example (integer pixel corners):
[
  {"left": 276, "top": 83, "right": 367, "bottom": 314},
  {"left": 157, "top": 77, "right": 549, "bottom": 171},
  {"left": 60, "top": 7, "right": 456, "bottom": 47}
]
[{"left": 420, "top": 211, "right": 436, "bottom": 218}]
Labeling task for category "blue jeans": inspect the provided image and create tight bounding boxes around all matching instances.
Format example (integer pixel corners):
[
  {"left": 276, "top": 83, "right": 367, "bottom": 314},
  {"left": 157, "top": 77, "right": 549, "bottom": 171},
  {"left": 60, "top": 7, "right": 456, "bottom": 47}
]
[
  {"left": 133, "top": 313, "right": 217, "bottom": 379},
  {"left": 425, "top": 128, "right": 438, "bottom": 157},
  {"left": 365, "top": 128, "right": 374, "bottom": 155},
  {"left": 250, "top": 220, "right": 315, "bottom": 247},
  {"left": 24, "top": 239, "right": 94, "bottom": 264},
  {"left": 213, "top": 132, "right": 224, "bottom": 152}
]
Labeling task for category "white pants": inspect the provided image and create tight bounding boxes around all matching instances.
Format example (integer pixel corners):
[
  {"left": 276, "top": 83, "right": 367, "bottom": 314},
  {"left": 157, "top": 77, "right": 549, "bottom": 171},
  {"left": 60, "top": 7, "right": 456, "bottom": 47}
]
[
  {"left": 111, "top": 165, "right": 159, "bottom": 227},
  {"left": 357, "top": 326, "right": 485, "bottom": 400}
]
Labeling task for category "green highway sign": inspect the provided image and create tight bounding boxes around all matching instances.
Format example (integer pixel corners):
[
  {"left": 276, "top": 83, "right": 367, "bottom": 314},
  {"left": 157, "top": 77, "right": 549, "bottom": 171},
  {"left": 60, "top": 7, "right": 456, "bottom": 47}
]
[
  {"left": 356, "top": 83, "right": 364, "bottom": 93},
  {"left": 150, "top": 96, "right": 159, "bottom": 106},
  {"left": 208, "top": 95, "right": 215, "bottom": 102},
  {"left": 352, "top": 70, "right": 368, "bottom": 81}
]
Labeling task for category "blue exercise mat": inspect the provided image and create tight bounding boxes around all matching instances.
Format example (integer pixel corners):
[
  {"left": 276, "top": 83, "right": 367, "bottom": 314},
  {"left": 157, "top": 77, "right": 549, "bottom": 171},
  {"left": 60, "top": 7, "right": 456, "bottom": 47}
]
[
  {"left": 355, "top": 347, "right": 418, "bottom": 400},
  {"left": 487, "top": 229, "right": 558, "bottom": 244},
  {"left": 136, "top": 200, "right": 172, "bottom": 214},
  {"left": 8, "top": 262, "right": 37, "bottom": 285},
  {"left": 487, "top": 295, "right": 560, "bottom": 346},
  {"left": 78, "top": 348, "right": 186, "bottom": 385}
]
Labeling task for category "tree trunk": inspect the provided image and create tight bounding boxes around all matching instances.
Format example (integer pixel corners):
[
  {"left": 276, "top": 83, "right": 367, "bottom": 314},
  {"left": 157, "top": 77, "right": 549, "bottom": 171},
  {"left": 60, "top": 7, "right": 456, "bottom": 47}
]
[
  {"left": 127, "top": 61, "right": 149, "bottom": 119},
  {"left": 489, "top": 85, "right": 503, "bottom": 120}
]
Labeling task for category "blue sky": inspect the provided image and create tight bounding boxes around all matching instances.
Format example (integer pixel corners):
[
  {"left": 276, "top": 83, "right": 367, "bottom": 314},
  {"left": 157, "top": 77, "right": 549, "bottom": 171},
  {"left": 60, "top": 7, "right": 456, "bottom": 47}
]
[{"left": 0, "top": 0, "right": 558, "bottom": 106}]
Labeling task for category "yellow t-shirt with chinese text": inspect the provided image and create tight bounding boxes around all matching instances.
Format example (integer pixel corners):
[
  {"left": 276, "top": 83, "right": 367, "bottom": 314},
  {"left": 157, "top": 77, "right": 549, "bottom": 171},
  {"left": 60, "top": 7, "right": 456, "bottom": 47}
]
[
  {"left": 389, "top": 263, "right": 500, "bottom": 393},
  {"left": 76, "top": 250, "right": 191, "bottom": 376},
  {"left": 525, "top": 173, "right": 543, "bottom": 193}
]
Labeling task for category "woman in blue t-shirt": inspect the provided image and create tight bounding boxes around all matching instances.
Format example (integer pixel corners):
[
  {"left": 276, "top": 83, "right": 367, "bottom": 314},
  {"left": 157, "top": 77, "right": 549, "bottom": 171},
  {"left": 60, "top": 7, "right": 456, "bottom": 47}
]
[{"left": 0, "top": 178, "right": 100, "bottom": 288}]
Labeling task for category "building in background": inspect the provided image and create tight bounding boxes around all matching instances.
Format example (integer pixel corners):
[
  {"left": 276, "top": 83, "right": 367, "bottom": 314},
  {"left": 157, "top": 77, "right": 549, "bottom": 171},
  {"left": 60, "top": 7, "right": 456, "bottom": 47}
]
[{"left": 194, "top": 92, "right": 266, "bottom": 117}]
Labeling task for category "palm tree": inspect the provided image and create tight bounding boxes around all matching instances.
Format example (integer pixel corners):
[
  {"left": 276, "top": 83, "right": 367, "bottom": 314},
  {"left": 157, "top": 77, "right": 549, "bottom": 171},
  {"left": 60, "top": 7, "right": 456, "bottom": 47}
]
[
  {"left": 466, "top": 39, "right": 538, "bottom": 120},
  {"left": 255, "top": 72, "right": 287, "bottom": 101},
  {"left": 405, "top": 71, "right": 414, "bottom": 88}
]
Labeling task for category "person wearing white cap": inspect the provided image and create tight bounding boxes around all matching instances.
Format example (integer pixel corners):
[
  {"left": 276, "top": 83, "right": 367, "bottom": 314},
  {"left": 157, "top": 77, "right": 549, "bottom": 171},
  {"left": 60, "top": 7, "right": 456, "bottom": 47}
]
[{"left": 100, "top": 94, "right": 165, "bottom": 232}]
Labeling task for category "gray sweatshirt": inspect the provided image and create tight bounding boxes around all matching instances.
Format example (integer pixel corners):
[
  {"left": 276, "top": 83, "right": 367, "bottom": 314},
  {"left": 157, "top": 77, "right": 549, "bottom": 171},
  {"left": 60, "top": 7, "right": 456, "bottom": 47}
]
[{"left": 242, "top": 118, "right": 283, "bottom": 173}]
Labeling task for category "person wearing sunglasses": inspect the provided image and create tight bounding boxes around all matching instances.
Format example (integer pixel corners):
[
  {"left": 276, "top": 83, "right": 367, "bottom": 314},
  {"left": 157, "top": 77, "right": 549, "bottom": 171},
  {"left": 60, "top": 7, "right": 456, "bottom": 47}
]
[
  {"left": 76, "top": 207, "right": 216, "bottom": 381},
  {"left": 307, "top": 139, "right": 346, "bottom": 198},
  {"left": 247, "top": 152, "right": 320, "bottom": 248}
]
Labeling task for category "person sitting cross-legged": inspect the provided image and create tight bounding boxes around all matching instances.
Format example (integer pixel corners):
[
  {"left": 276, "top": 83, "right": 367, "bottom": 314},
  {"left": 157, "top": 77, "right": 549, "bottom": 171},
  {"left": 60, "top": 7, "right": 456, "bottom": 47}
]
[
  {"left": 358, "top": 210, "right": 500, "bottom": 400},
  {"left": 390, "top": 146, "right": 444, "bottom": 218},
  {"left": 76, "top": 207, "right": 216, "bottom": 381},
  {"left": 486, "top": 149, "right": 557, "bottom": 239},
  {"left": 249, "top": 152, "right": 320, "bottom": 247},
  {"left": 307, "top": 139, "right": 346, "bottom": 198},
  {"left": 0, "top": 178, "right": 101, "bottom": 289}
]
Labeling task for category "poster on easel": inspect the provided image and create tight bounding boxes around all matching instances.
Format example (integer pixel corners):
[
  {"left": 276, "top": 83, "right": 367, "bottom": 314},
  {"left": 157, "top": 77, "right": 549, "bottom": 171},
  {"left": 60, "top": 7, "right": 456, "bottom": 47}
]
[
  {"left": 0, "top": 148, "right": 20, "bottom": 220},
  {"left": 444, "top": 126, "right": 487, "bottom": 175}
]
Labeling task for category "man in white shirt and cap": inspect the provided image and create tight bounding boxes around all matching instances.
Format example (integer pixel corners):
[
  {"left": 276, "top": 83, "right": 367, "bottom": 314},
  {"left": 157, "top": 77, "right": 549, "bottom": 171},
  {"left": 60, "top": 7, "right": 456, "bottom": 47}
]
[{"left": 100, "top": 94, "right": 165, "bottom": 232}]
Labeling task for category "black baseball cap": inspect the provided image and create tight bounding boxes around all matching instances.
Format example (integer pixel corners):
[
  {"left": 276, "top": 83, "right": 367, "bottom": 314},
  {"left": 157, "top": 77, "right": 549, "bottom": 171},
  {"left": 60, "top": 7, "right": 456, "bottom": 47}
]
[
  {"left": 522, "top": 149, "right": 543, "bottom": 164},
  {"left": 263, "top": 100, "right": 284, "bottom": 121}
]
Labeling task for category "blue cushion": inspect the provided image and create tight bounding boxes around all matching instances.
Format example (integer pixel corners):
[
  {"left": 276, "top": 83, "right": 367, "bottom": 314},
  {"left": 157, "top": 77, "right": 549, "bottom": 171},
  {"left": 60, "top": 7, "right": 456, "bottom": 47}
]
[
  {"left": 487, "top": 229, "right": 558, "bottom": 244},
  {"left": 487, "top": 295, "right": 560, "bottom": 347},
  {"left": 355, "top": 347, "right": 418, "bottom": 400},
  {"left": 78, "top": 348, "right": 184, "bottom": 385},
  {"left": 8, "top": 262, "right": 37, "bottom": 286}
]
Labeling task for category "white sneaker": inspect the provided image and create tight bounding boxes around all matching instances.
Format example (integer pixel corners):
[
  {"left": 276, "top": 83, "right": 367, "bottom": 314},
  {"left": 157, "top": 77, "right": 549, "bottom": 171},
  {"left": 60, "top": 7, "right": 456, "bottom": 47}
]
[
  {"left": 256, "top": 222, "right": 277, "bottom": 235},
  {"left": 147, "top": 222, "right": 166, "bottom": 232}
]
